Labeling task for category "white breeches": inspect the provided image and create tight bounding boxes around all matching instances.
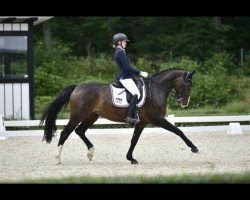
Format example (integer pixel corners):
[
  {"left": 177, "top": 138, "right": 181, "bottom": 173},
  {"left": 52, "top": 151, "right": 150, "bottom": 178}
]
[{"left": 120, "top": 78, "right": 141, "bottom": 99}]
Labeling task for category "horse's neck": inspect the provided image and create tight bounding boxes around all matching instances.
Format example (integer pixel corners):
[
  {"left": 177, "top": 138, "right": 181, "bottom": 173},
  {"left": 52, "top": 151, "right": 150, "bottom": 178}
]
[{"left": 153, "top": 70, "right": 182, "bottom": 90}]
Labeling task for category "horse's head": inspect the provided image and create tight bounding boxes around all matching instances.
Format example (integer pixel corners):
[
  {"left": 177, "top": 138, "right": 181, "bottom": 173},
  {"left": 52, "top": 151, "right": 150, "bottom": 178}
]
[{"left": 174, "top": 70, "right": 195, "bottom": 107}]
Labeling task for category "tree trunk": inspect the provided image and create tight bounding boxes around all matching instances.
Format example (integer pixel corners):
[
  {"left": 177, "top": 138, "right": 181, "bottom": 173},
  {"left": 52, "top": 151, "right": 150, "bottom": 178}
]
[
  {"left": 214, "top": 17, "right": 222, "bottom": 52},
  {"left": 43, "top": 22, "right": 52, "bottom": 48},
  {"left": 85, "top": 39, "right": 91, "bottom": 57},
  {"left": 214, "top": 17, "right": 222, "bottom": 27}
]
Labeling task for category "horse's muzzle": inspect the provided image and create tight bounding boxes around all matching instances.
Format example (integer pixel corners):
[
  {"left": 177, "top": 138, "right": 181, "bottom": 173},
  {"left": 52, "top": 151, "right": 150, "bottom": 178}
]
[{"left": 180, "top": 96, "right": 190, "bottom": 107}]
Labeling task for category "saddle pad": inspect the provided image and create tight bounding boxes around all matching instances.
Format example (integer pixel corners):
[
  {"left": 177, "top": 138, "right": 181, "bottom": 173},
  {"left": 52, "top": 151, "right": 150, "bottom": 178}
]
[{"left": 110, "top": 84, "right": 146, "bottom": 107}]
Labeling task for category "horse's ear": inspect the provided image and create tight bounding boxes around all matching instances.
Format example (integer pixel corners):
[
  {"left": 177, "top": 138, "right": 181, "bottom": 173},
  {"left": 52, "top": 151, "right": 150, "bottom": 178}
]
[
  {"left": 183, "top": 71, "right": 188, "bottom": 80},
  {"left": 190, "top": 69, "right": 196, "bottom": 76},
  {"left": 184, "top": 69, "right": 195, "bottom": 81}
]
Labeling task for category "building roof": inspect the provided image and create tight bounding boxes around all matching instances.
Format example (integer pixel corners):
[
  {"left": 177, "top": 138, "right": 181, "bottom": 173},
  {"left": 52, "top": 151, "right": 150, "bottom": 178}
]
[{"left": 0, "top": 16, "right": 53, "bottom": 25}]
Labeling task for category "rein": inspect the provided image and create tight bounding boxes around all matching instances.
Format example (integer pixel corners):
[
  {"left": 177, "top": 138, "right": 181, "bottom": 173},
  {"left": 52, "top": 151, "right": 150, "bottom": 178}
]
[
  {"left": 146, "top": 71, "right": 193, "bottom": 111},
  {"left": 149, "top": 77, "right": 176, "bottom": 98},
  {"left": 147, "top": 77, "right": 176, "bottom": 112}
]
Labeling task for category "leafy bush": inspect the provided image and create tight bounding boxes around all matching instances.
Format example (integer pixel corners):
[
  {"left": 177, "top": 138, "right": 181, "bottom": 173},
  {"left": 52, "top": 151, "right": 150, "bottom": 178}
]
[
  {"left": 168, "top": 73, "right": 246, "bottom": 109},
  {"left": 35, "top": 95, "right": 70, "bottom": 119},
  {"left": 35, "top": 40, "right": 72, "bottom": 75},
  {"left": 63, "top": 54, "right": 118, "bottom": 83},
  {"left": 35, "top": 96, "right": 54, "bottom": 119},
  {"left": 160, "top": 56, "right": 200, "bottom": 72},
  {"left": 134, "top": 57, "right": 160, "bottom": 76},
  {"left": 202, "top": 52, "right": 236, "bottom": 75},
  {"left": 35, "top": 70, "right": 67, "bottom": 96},
  {"left": 159, "top": 55, "right": 247, "bottom": 109},
  {"left": 242, "top": 51, "right": 250, "bottom": 75},
  {"left": 190, "top": 74, "right": 244, "bottom": 107}
]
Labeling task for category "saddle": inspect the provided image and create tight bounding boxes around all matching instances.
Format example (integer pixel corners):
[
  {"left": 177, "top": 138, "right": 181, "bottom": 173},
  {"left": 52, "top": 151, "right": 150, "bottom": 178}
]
[{"left": 110, "top": 77, "right": 146, "bottom": 107}]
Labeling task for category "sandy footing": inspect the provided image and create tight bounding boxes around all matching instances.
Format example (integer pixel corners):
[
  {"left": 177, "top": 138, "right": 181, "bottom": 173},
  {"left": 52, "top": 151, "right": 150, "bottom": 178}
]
[{"left": 0, "top": 131, "right": 250, "bottom": 182}]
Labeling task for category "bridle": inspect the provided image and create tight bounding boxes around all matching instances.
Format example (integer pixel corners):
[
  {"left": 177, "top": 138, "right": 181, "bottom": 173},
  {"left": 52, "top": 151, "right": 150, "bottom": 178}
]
[
  {"left": 149, "top": 77, "right": 192, "bottom": 102},
  {"left": 175, "top": 78, "right": 193, "bottom": 101}
]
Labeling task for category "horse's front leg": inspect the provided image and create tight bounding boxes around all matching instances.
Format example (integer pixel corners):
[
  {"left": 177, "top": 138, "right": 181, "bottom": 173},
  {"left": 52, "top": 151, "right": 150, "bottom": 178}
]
[
  {"left": 126, "top": 123, "right": 146, "bottom": 164},
  {"left": 152, "top": 116, "right": 199, "bottom": 153}
]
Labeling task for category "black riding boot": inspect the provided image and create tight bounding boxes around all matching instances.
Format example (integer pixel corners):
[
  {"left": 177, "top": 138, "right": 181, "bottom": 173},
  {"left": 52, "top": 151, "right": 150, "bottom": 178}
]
[{"left": 125, "top": 94, "right": 140, "bottom": 125}]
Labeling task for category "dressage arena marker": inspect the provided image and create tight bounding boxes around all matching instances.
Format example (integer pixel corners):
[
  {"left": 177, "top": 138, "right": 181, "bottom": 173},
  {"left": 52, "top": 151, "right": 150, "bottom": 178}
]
[
  {"left": 0, "top": 115, "right": 7, "bottom": 140},
  {"left": 226, "top": 122, "right": 243, "bottom": 135}
]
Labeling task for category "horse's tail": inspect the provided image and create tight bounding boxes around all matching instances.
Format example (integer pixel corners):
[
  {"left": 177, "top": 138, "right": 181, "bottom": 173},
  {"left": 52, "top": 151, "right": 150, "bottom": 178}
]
[{"left": 39, "top": 85, "right": 77, "bottom": 143}]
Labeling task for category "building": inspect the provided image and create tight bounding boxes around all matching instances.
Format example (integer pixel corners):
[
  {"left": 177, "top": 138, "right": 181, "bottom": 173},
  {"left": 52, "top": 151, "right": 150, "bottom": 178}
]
[{"left": 0, "top": 16, "right": 52, "bottom": 119}]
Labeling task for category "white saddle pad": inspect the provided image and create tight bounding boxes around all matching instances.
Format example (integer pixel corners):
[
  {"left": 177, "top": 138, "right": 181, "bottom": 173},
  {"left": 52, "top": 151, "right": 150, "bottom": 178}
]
[{"left": 110, "top": 84, "right": 146, "bottom": 107}]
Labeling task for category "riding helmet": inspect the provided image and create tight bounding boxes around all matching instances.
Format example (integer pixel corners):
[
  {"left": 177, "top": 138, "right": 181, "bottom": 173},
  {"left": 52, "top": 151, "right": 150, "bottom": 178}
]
[{"left": 112, "top": 33, "right": 130, "bottom": 45}]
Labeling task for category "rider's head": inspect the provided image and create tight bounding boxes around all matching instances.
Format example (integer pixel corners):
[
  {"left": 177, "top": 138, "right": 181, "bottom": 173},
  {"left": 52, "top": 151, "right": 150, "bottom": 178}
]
[{"left": 112, "top": 33, "right": 129, "bottom": 49}]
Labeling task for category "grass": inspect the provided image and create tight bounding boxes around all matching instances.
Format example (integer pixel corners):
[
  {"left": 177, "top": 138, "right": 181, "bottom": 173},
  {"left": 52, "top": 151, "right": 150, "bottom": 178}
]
[
  {"left": 168, "top": 103, "right": 250, "bottom": 116},
  {"left": 7, "top": 172, "right": 250, "bottom": 183}
]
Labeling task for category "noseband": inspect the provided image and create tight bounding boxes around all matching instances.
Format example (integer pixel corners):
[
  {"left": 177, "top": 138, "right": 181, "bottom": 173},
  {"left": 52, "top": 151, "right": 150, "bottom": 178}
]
[{"left": 175, "top": 79, "right": 192, "bottom": 101}]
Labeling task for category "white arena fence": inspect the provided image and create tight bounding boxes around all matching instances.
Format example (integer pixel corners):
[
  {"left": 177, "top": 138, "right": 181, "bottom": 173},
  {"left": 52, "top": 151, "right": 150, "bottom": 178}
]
[{"left": 0, "top": 114, "right": 250, "bottom": 140}]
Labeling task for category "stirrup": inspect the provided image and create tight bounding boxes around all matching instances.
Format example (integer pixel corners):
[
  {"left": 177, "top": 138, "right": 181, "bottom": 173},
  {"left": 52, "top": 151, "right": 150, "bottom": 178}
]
[{"left": 125, "top": 117, "right": 140, "bottom": 125}]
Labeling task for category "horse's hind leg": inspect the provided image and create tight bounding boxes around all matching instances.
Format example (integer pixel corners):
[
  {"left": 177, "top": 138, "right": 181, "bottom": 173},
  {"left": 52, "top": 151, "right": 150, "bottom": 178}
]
[
  {"left": 75, "top": 113, "right": 99, "bottom": 161},
  {"left": 56, "top": 119, "right": 79, "bottom": 164},
  {"left": 152, "top": 117, "right": 199, "bottom": 153}
]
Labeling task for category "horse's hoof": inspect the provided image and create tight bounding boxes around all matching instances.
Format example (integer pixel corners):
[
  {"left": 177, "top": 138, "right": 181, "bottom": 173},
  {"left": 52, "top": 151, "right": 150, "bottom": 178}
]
[
  {"left": 87, "top": 154, "right": 93, "bottom": 161},
  {"left": 87, "top": 147, "right": 95, "bottom": 161},
  {"left": 191, "top": 147, "right": 199, "bottom": 153},
  {"left": 131, "top": 159, "right": 138, "bottom": 164}
]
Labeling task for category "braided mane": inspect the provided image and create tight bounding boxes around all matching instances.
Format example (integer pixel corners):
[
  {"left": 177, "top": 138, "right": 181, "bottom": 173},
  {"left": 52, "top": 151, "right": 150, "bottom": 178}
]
[{"left": 152, "top": 68, "right": 185, "bottom": 78}]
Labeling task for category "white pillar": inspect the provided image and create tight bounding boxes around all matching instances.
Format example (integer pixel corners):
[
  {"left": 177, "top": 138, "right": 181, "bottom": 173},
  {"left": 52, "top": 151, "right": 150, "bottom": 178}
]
[{"left": 0, "top": 115, "right": 7, "bottom": 140}]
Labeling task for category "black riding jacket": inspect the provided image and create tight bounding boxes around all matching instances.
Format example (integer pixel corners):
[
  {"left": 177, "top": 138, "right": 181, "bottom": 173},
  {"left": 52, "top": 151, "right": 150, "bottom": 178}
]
[{"left": 114, "top": 48, "right": 140, "bottom": 79}]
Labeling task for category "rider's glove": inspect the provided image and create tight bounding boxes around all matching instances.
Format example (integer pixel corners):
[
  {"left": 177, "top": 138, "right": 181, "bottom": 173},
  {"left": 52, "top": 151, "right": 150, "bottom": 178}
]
[{"left": 139, "top": 71, "right": 149, "bottom": 78}]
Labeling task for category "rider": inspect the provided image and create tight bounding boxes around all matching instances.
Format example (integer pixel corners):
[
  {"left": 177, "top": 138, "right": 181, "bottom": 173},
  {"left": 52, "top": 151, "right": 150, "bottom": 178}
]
[{"left": 112, "top": 33, "right": 148, "bottom": 125}]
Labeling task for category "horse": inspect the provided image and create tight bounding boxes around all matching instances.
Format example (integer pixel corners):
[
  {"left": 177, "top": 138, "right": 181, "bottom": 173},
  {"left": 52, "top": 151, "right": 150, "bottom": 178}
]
[{"left": 39, "top": 68, "right": 199, "bottom": 165}]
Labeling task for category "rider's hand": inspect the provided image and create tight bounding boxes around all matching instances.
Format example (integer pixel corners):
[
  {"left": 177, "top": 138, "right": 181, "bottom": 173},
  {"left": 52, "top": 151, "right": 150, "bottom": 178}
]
[{"left": 139, "top": 71, "right": 149, "bottom": 78}]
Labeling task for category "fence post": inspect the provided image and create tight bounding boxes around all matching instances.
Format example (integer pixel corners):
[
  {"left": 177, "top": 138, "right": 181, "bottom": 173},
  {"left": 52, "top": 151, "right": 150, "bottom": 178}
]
[{"left": 0, "top": 115, "right": 7, "bottom": 140}]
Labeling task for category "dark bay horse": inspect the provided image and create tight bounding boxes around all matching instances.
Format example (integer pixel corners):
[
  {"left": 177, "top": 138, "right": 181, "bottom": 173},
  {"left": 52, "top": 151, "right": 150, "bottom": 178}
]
[{"left": 40, "top": 68, "right": 199, "bottom": 164}]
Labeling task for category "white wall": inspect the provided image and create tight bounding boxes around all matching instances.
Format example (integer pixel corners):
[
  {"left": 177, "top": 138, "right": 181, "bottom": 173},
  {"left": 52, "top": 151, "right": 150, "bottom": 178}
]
[
  {"left": 0, "top": 83, "right": 30, "bottom": 119},
  {"left": 0, "top": 23, "right": 28, "bottom": 31}
]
